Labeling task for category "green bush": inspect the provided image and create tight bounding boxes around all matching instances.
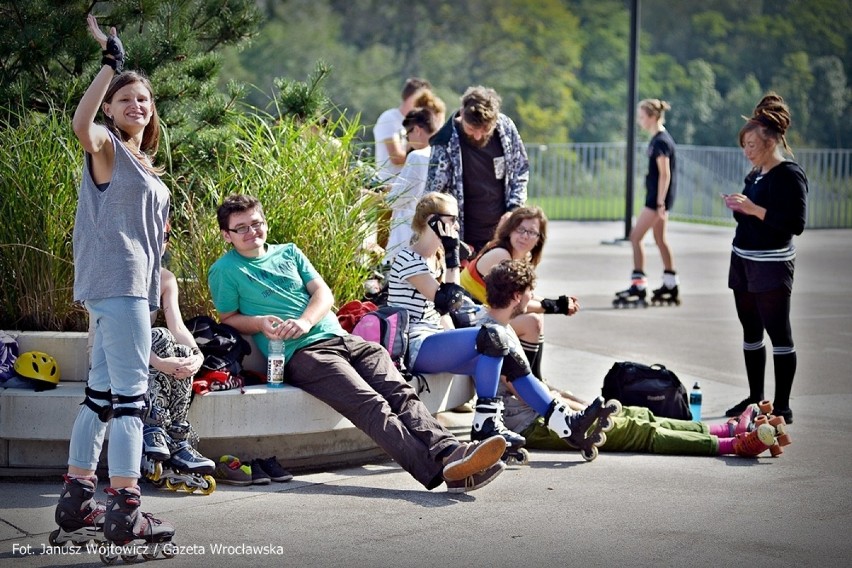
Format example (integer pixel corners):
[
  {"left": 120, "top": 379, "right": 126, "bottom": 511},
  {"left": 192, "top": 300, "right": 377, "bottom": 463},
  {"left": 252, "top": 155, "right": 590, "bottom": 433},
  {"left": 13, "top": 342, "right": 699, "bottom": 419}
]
[{"left": 1, "top": 106, "right": 380, "bottom": 331}]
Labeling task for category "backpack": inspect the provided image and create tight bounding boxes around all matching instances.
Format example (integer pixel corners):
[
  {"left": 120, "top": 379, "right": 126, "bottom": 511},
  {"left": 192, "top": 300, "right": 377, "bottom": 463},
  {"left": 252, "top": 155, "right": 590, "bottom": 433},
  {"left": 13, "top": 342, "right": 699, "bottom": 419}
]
[
  {"left": 601, "top": 361, "right": 692, "bottom": 420},
  {"left": 350, "top": 305, "right": 435, "bottom": 394},
  {"left": 351, "top": 306, "right": 410, "bottom": 371},
  {"left": 185, "top": 316, "right": 251, "bottom": 377}
]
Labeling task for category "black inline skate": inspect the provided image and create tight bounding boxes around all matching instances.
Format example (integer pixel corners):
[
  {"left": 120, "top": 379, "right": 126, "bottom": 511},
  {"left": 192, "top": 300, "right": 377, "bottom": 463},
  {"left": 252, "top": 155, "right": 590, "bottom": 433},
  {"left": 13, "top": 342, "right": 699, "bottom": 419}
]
[
  {"left": 650, "top": 284, "right": 680, "bottom": 306},
  {"left": 51, "top": 475, "right": 106, "bottom": 548},
  {"left": 100, "top": 486, "right": 176, "bottom": 564},
  {"left": 141, "top": 424, "right": 216, "bottom": 495},
  {"left": 613, "top": 272, "right": 648, "bottom": 308},
  {"left": 470, "top": 397, "right": 529, "bottom": 465},
  {"left": 545, "top": 396, "right": 622, "bottom": 462}
]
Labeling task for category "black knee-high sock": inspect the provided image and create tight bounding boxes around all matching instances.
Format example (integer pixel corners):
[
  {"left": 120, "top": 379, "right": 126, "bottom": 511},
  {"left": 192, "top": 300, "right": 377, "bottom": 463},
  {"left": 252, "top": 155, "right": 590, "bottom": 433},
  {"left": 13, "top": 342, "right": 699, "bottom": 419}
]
[
  {"left": 743, "top": 344, "right": 766, "bottom": 401},
  {"left": 521, "top": 336, "right": 544, "bottom": 380},
  {"left": 773, "top": 351, "right": 797, "bottom": 410}
]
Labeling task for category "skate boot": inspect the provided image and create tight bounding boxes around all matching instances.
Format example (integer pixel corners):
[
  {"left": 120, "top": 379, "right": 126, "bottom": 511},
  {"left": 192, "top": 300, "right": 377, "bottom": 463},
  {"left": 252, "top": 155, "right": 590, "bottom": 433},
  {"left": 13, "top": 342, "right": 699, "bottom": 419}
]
[
  {"left": 650, "top": 284, "right": 680, "bottom": 306},
  {"left": 613, "top": 272, "right": 648, "bottom": 308},
  {"left": 470, "top": 397, "right": 529, "bottom": 465},
  {"left": 729, "top": 423, "right": 777, "bottom": 457},
  {"left": 51, "top": 475, "right": 106, "bottom": 548},
  {"left": 545, "top": 397, "right": 622, "bottom": 462},
  {"left": 141, "top": 426, "right": 171, "bottom": 483},
  {"left": 157, "top": 440, "right": 217, "bottom": 495},
  {"left": 101, "top": 486, "right": 176, "bottom": 563},
  {"left": 754, "top": 412, "right": 793, "bottom": 457}
]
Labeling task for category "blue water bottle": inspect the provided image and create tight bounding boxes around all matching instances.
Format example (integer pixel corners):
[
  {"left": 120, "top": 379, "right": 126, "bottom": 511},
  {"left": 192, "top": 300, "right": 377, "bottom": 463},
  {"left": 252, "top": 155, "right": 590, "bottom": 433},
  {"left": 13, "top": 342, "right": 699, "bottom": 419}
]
[{"left": 689, "top": 381, "right": 702, "bottom": 421}]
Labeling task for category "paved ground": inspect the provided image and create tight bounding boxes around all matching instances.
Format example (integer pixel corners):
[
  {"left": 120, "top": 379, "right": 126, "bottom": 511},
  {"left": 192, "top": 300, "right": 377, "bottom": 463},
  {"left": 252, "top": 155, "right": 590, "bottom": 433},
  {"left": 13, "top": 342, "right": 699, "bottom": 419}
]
[{"left": 1, "top": 220, "right": 850, "bottom": 567}]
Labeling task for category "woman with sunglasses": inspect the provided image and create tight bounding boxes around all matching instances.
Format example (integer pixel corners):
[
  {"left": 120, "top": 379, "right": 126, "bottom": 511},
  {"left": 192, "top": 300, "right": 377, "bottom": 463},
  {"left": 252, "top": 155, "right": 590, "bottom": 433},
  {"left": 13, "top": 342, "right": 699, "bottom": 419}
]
[
  {"left": 384, "top": 100, "right": 443, "bottom": 263},
  {"left": 387, "top": 194, "right": 603, "bottom": 465},
  {"left": 460, "top": 206, "right": 577, "bottom": 381}
]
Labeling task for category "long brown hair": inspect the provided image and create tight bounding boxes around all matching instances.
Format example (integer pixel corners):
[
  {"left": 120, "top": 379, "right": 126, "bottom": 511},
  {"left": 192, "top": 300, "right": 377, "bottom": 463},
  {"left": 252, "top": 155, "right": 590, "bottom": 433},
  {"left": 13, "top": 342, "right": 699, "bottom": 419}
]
[
  {"left": 476, "top": 206, "right": 548, "bottom": 267},
  {"left": 102, "top": 71, "right": 164, "bottom": 176}
]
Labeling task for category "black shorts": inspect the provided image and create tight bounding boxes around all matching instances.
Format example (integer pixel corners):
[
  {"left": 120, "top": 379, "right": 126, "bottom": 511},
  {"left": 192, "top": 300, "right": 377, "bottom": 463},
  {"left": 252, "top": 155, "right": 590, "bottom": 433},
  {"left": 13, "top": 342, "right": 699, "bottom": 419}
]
[{"left": 728, "top": 253, "right": 794, "bottom": 293}]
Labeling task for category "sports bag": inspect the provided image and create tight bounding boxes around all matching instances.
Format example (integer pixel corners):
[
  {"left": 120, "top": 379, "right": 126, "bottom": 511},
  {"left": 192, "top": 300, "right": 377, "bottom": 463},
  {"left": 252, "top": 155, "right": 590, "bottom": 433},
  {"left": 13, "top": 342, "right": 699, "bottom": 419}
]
[
  {"left": 601, "top": 361, "right": 692, "bottom": 420},
  {"left": 350, "top": 306, "right": 410, "bottom": 371},
  {"left": 185, "top": 316, "right": 251, "bottom": 377}
]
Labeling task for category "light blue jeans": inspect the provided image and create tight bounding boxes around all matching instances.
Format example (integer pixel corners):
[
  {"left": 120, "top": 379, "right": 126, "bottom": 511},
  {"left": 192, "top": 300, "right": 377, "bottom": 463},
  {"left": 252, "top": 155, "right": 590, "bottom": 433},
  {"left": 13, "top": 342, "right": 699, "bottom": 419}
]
[{"left": 68, "top": 297, "right": 151, "bottom": 478}]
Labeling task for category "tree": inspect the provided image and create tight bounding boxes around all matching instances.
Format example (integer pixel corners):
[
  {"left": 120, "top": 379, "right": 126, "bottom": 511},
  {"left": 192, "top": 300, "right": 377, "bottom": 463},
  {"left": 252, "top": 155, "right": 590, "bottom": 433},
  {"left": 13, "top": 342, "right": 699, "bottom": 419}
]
[{"left": 0, "top": 0, "right": 262, "bottom": 171}]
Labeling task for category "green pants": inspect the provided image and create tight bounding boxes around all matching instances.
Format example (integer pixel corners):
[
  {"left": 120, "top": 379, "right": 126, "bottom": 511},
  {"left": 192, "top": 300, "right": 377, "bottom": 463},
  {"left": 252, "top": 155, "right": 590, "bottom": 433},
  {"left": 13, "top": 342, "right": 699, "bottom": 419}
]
[{"left": 522, "top": 406, "right": 719, "bottom": 456}]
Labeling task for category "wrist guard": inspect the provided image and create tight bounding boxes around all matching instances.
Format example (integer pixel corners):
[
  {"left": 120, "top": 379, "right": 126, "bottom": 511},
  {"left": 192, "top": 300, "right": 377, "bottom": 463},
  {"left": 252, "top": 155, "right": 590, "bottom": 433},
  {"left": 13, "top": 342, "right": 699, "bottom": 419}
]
[
  {"left": 433, "top": 282, "right": 465, "bottom": 315},
  {"left": 541, "top": 295, "right": 570, "bottom": 315},
  {"left": 442, "top": 237, "right": 460, "bottom": 268},
  {"left": 101, "top": 34, "right": 125, "bottom": 73}
]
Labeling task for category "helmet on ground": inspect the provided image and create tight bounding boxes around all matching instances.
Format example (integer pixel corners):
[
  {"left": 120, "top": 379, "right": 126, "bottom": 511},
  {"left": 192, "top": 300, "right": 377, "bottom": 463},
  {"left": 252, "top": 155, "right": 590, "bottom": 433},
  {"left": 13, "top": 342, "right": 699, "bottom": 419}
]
[{"left": 14, "top": 351, "right": 60, "bottom": 391}]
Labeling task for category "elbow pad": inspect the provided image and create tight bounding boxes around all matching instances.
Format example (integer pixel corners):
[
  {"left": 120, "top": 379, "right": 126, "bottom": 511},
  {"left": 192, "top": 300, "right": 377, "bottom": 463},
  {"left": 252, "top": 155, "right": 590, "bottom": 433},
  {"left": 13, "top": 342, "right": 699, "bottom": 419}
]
[{"left": 433, "top": 283, "right": 465, "bottom": 315}]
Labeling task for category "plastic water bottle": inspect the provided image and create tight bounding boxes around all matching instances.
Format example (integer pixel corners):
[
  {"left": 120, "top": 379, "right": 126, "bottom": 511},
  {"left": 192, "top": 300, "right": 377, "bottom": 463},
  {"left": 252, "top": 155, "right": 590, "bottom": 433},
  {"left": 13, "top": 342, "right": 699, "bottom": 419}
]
[
  {"left": 267, "top": 339, "right": 285, "bottom": 389},
  {"left": 689, "top": 381, "right": 702, "bottom": 421}
]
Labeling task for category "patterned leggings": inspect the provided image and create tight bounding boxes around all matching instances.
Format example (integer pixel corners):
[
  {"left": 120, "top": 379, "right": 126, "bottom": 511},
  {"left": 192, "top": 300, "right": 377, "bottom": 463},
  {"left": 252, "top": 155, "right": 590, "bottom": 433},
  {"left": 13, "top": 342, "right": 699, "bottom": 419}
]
[{"left": 146, "top": 327, "right": 199, "bottom": 448}]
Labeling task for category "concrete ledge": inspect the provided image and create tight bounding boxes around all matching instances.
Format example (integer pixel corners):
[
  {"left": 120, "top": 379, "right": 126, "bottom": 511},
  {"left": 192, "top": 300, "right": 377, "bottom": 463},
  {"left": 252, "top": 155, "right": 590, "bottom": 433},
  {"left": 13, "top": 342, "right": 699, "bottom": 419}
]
[{"left": 1, "top": 330, "right": 475, "bottom": 474}]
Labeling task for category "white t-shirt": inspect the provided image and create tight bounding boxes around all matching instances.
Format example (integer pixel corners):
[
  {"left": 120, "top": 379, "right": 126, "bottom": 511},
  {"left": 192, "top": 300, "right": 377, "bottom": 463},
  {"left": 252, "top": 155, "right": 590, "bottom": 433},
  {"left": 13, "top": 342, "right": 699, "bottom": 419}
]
[
  {"left": 384, "top": 146, "right": 432, "bottom": 262},
  {"left": 373, "top": 107, "right": 404, "bottom": 183}
]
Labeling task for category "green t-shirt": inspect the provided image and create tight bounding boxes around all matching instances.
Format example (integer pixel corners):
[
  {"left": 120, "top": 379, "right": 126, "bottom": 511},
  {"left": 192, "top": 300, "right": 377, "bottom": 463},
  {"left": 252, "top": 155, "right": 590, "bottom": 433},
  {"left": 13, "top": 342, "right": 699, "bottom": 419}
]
[{"left": 208, "top": 243, "right": 344, "bottom": 360}]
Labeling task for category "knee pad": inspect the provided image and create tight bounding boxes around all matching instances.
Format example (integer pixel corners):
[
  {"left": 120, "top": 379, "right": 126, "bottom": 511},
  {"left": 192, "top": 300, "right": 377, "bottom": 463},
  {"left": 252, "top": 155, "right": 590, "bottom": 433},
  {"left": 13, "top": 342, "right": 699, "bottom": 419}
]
[
  {"left": 475, "top": 324, "right": 510, "bottom": 357},
  {"left": 112, "top": 392, "right": 147, "bottom": 420},
  {"left": 502, "top": 350, "right": 532, "bottom": 382},
  {"left": 81, "top": 387, "right": 113, "bottom": 423},
  {"left": 434, "top": 283, "right": 465, "bottom": 315}
]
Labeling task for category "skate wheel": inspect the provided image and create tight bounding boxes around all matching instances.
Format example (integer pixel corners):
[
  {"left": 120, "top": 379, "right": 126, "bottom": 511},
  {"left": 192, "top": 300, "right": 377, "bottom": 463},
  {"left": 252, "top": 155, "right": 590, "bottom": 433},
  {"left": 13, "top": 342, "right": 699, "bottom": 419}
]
[
  {"left": 100, "top": 552, "right": 118, "bottom": 565},
  {"left": 161, "top": 542, "right": 177, "bottom": 558},
  {"left": 200, "top": 475, "right": 217, "bottom": 495},
  {"left": 757, "top": 400, "right": 773, "bottom": 414},
  {"left": 768, "top": 415, "right": 786, "bottom": 427},
  {"left": 121, "top": 553, "right": 139, "bottom": 562},
  {"left": 517, "top": 448, "right": 530, "bottom": 465},
  {"left": 769, "top": 444, "right": 783, "bottom": 457},
  {"left": 605, "top": 399, "right": 623, "bottom": 416},
  {"left": 142, "top": 546, "right": 158, "bottom": 561},
  {"left": 151, "top": 477, "right": 165, "bottom": 488},
  {"left": 581, "top": 446, "right": 598, "bottom": 462},
  {"left": 591, "top": 431, "right": 607, "bottom": 447},
  {"left": 164, "top": 479, "right": 184, "bottom": 491},
  {"left": 777, "top": 433, "right": 792, "bottom": 447},
  {"left": 755, "top": 415, "right": 769, "bottom": 426},
  {"left": 49, "top": 529, "right": 61, "bottom": 546}
]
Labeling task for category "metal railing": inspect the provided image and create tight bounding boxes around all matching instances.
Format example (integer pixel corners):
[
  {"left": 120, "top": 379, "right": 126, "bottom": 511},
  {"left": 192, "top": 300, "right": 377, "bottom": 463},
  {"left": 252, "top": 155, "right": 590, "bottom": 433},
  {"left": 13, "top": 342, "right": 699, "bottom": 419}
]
[{"left": 525, "top": 143, "right": 852, "bottom": 228}]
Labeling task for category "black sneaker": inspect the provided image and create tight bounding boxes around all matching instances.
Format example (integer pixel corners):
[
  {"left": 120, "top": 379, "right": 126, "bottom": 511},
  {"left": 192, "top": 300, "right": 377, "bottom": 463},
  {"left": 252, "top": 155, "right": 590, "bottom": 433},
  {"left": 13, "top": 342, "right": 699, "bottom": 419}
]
[
  {"left": 255, "top": 456, "right": 293, "bottom": 482},
  {"left": 725, "top": 398, "right": 758, "bottom": 417},
  {"left": 772, "top": 407, "right": 793, "bottom": 424},
  {"left": 249, "top": 459, "right": 271, "bottom": 485}
]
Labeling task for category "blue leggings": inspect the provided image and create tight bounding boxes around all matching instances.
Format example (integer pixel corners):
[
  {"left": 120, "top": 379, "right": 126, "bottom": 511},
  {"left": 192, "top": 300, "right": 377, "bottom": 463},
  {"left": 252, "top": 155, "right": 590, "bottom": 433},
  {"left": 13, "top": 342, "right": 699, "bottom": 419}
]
[{"left": 412, "top": 328, "right": 554, "bottom": 415}]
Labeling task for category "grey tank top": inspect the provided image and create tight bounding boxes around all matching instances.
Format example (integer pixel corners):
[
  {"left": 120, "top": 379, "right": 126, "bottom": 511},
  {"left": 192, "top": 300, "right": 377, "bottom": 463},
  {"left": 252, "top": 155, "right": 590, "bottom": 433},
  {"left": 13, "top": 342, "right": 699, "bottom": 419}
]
[{"left": 73, "top": 130, "right": 170, "bottom": 310}]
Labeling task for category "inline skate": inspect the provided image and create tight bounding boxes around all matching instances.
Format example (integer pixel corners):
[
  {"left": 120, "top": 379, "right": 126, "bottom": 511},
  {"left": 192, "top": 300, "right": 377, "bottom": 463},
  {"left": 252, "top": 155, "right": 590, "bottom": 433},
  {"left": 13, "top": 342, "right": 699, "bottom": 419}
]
[
  {"left": 141, "top": 424, "right": 216, "bottom": 495},
  {"left": 613, "top": 272, "right": 648, "bottom": 308},
  {"left": 470, "top": 397, "right": 529, "bottom": 465},
  {"left": 50, "top": 475, "right": 106, "bottom": 549},
  {"left": 99, "top": 486, "right": 176, "bottom": 564},
  {"left": 650, "top": 284, "right": 680, "bottom": 306},
  {"left": 545, "top": 397, "right": 622, "bottom": 461}
]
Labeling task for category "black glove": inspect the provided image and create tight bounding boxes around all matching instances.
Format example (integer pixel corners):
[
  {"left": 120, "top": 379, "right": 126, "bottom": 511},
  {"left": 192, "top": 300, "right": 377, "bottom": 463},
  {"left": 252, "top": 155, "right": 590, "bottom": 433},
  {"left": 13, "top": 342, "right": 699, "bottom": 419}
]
[
  {"left": 541, "top": 295, "right": 570, "bottom": 315},
  {"left": 428, "top": 215, "right": 460, "bottom": 268},
  {"left": 101, "top": 33, "right": 125, "bottom": 73}
]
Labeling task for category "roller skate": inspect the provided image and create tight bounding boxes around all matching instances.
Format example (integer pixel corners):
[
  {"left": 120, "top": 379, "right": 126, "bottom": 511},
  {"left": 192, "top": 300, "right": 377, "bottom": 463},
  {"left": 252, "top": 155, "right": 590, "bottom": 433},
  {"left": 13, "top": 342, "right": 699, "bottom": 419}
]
[
  {"left": 50, "top": 475, "right": 106, "bottom": 549},
  {"left": 470, "top": 397, "right": 529, "bottom": 466},
  {"left": 727, "top": 419, "right": 791, "bottom": 457},
  {"left": 717, "top": 399, "right": 775, "bottom": 437},
  {"left": 545, "top": 396, "right": 622, "bottom": 462},
  {"left": 143, "top": 424, "right": 216, "bottom": 495},
  {"left": 650, "top": 284, "right": 680, "bottom": 306},
  {"left": 613, "top": 272, "right": 648, "bottom": 308},
  {"left": 100, "top": 486, "right": 176, "bottom": 564}
]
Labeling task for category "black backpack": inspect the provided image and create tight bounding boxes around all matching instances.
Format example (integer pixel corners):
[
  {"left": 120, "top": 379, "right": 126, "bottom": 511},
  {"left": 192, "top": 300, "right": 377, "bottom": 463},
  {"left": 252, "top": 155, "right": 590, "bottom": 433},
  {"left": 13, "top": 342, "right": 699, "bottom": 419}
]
[
  {"left": 185, "top": 315, "right": 251, "bottom": 377},
  {"left": 601, "top": 361, "right": 692, "bottom": 420}
]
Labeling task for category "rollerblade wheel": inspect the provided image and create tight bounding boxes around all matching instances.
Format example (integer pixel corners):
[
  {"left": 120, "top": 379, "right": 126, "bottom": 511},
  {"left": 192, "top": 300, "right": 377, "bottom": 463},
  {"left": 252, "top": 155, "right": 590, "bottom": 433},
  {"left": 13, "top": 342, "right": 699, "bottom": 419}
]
[
  {"left": 200, "top": 475, "right": 217, "bottom": 495},
  {"left": 590, "top": 431, "right": 607, "bottom": 447},
  {"left": 161, "top": 542, "right": 177, "bottom": 558},
  {"left": 581, "top": 446, "right": 598, "bottom": 462},
  {"left": 517, "top": 448, "right": 530, "bottom": 465},
  {"left": 121, "top": 553, "right": 139, "bottom": 562},
  {"left": 100, "top": 552, "right": 118, "bottom": 565},
  {"left": 48, "top": 529, "right": 61, "bottom": 547},
  {"left": 165, "top": 479, "right": 185, "bottom": 492}
]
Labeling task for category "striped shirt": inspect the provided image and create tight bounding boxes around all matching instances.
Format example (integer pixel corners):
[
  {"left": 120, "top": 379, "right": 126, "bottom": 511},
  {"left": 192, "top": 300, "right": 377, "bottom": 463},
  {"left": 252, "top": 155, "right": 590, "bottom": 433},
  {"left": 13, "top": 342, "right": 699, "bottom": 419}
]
[{"left": 387, "top": 248, "right": 442, "bottom": 326}]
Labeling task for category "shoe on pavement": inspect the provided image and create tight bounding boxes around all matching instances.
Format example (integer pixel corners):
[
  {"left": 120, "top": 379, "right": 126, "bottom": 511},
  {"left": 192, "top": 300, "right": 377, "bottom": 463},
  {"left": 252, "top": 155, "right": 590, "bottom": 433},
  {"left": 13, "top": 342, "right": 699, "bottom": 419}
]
[{"left": 446, "top": 460, "right": 505, "bottom": 494}]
